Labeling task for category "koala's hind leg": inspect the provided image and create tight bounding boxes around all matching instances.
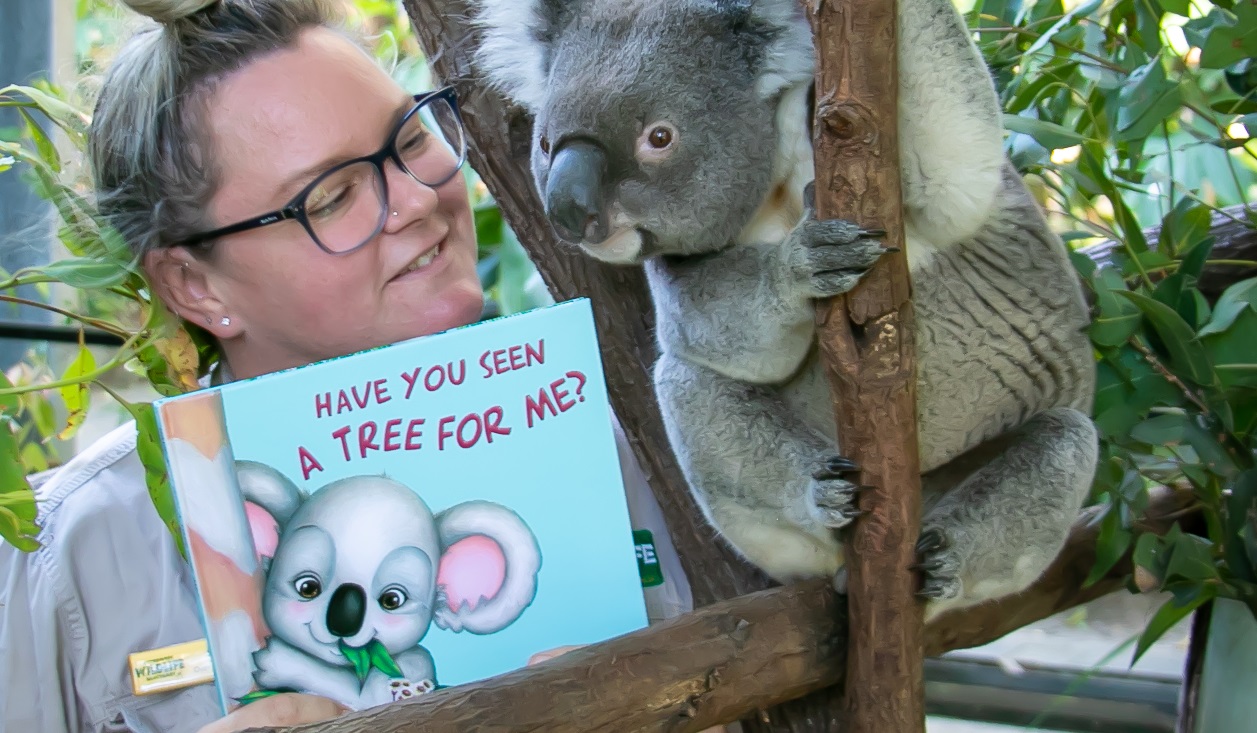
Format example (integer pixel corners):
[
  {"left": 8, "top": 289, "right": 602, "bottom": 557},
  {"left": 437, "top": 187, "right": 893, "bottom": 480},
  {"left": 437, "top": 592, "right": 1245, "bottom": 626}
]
[
  {"left": 915, "top": 407, "right": 1098, "bottom": 621},
  {"left": 653, "top": 354, "right": 852, "bottom": 583}
]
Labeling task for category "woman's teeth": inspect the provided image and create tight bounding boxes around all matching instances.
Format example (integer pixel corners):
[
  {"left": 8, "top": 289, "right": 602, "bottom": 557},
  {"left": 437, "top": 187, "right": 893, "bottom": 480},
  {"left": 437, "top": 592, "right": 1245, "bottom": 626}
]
[{"left": 405, "top": 243, "right": 441, "bottom": 273}]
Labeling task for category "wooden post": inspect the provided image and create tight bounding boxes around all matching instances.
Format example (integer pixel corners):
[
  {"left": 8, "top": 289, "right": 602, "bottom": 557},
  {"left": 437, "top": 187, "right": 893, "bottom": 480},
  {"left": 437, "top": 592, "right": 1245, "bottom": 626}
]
[{"left": 805, "top": 0, "right": 927, "bottom": 731}]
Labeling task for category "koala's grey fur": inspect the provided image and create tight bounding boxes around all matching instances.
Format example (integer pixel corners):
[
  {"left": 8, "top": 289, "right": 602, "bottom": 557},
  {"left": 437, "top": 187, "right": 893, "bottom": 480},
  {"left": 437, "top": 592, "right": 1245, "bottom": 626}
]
[{"left": 472, "top": 0, "right": 1098, "bottom": 619}]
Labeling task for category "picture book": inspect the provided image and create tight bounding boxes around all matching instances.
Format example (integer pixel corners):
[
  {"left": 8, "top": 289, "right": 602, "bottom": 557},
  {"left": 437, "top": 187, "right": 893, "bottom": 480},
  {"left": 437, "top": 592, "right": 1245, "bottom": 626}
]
[{"left": 152, "top": 298, "right": 651, "bottom": 714}]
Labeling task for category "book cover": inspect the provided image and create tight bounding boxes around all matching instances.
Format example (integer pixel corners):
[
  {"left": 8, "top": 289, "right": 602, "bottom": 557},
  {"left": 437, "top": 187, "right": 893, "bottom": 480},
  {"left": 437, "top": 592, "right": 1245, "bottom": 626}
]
[{"left": 153, "top": 298, "right": 651, "bottom": 713}]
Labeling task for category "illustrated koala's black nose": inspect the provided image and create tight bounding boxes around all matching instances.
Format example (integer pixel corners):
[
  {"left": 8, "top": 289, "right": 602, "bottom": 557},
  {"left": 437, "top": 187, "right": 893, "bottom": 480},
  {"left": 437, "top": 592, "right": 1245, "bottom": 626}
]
[
  {"left": 326, "top": 583, "right": 366, "bottom": 638},
  {"left": 545, "top": 139, "right": 609, "bottom": 244}
]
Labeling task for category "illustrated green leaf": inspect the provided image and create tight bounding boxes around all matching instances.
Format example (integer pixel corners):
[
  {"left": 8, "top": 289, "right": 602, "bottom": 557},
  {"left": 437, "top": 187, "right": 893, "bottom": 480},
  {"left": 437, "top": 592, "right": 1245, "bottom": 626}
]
[
  {"left": 368, "top": 638, "right": 405, "bottom": 679},
  {"left": 1118, "top": 291, "right": 1219, "bottom": 387},
  {"left": 340, "top": 640, "right": 372, "bottom": 684}
]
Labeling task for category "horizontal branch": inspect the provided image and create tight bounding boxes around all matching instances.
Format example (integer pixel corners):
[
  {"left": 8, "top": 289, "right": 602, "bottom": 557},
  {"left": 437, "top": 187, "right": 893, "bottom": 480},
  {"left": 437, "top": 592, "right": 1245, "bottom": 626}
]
[
  {"left": 1079, "top": 203, "right": 1256, "bottom": 302},
  {"left": 264, "top": 486, "right": 1194, "bottom": 733}
]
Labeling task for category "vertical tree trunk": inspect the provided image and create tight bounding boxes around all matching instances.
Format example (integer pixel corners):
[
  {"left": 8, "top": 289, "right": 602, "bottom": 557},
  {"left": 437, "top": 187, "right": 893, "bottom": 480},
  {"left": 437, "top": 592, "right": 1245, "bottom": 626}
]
[
  {"left": 403, "top": 3, "right": 819, "bottom": 730},
  {"left": 807, "top": 0, "right": 927, "bottom": 731}
]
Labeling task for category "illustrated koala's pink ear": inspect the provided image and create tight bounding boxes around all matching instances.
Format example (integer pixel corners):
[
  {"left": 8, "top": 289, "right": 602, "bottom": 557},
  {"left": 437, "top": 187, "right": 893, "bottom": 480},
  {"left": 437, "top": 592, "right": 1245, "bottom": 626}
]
[
  {"left": 244, "top": 501, "right": 282, "bottom": 563},
  {"left": 437, "top": 535, "right": 507, "bottom": 613},
  {"left": 432, "top": 501, "right": 541, "bottom": 635}
]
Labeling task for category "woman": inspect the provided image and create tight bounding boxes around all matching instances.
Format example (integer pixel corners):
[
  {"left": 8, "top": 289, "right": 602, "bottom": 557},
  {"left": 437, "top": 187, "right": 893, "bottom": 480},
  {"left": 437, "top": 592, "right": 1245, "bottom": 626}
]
[{"left": 0, "top": 1, "right": 705, "bottom": 731}]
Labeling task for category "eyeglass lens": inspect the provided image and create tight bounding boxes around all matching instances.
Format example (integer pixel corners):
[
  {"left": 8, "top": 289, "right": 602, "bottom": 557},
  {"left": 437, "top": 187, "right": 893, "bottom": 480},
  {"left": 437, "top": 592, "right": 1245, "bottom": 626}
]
[{"left": 304, "top": 95, "right": 466, "bottom": 254}]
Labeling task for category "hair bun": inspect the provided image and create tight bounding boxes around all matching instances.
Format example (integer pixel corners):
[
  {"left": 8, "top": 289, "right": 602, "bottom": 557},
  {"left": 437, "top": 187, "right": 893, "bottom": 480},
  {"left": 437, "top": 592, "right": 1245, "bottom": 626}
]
[{"left": 120, "top": 0, "right": 220, "bottom": 24}]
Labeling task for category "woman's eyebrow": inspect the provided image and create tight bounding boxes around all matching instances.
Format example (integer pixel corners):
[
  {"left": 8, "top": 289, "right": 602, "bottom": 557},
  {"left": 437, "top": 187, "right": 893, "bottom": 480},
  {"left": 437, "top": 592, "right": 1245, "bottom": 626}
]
[{"left": 272, "top": 96, "right": 419, "bottom": 202}]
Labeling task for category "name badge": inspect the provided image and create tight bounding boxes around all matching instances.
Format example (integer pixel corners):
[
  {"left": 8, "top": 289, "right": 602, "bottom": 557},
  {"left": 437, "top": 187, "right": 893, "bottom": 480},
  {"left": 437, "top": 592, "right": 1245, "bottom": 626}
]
[{"left": 128, "top": 639, "right": 215, "bottom": 696}]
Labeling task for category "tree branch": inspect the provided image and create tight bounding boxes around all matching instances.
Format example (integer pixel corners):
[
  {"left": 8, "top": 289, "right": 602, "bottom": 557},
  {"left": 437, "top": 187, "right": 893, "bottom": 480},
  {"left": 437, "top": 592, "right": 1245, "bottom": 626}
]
[
  {"left": 259, "top": 486, "right": 1194, "bottom": 733},
  {"left": 805, "top": 0, "right": 924, "bottom": 730}
]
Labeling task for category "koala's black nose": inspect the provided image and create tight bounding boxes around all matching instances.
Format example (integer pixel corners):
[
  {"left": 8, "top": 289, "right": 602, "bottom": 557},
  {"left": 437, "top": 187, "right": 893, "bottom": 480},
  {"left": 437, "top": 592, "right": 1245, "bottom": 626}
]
[
  {"left": 545, "top": 139, "right": 609, "bottom": 244},
  {"left": 326, "top": 583, "right": 366, "bottom": 638}
]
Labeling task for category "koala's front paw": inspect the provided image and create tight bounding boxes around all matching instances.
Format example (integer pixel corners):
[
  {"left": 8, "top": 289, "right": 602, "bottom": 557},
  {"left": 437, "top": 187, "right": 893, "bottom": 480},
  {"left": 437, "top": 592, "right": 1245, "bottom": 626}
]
[
  {"left": 807, "top": 454, "right": 865, "bottom": 530},
  {"left": 913, "top": 527, "right": 962, "bottom": 601},
  {"left": 785, "top": 181, "right": 892, "bottom": 299}
]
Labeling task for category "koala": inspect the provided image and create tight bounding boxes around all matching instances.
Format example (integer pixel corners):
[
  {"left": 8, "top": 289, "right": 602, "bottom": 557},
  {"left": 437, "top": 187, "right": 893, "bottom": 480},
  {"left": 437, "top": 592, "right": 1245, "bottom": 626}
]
[
  {"left": 236, "top": 461, "right": 542, "bottom": 708},
  {"left": 471, "top": 0, "right": 1098, "bottom": 620}
]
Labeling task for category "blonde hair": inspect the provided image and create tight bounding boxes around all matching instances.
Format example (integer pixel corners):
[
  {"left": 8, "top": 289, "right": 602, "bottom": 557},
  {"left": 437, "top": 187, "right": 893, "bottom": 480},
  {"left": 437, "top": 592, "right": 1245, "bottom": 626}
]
[{"left": 89, "top": 0, "right": 343, "bottom": 257}]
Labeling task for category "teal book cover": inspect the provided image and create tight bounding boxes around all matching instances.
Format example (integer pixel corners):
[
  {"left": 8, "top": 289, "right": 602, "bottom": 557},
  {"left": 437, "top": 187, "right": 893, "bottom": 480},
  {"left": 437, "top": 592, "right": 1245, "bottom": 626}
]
[{"left": 152, "top": 298, "right": 650, "bottom": 714}]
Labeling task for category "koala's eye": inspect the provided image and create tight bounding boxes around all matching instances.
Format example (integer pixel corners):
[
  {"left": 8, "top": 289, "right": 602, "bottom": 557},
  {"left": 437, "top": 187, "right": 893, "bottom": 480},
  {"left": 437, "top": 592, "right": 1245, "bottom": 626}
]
[
  {"left": 293, "top": 575, "right": 322, "bottom": 600},
  {"left": 539, "top": 134, "right": 551, "bottom": 155},
  {"left": 379, "top": 588, "right": 408, "bottom": 611},
  {"left": 635, "top": 122, "right": 679, "bottom": 164}
]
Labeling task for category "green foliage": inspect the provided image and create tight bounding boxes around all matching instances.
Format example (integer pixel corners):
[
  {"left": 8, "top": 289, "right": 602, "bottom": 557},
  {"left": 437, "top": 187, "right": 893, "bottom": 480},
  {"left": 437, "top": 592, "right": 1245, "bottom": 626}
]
[{"left": 970, "top": 0, "right": 1257, "bottom": 664}]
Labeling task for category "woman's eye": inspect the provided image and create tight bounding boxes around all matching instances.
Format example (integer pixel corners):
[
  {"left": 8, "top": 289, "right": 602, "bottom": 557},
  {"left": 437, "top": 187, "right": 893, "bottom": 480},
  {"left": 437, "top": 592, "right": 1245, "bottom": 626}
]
[
  {"left": 307, "top": 183, "right": 354, "bottom": 219},
  {"left": 294, "top": 575, "right": 322, "bottom": 599},
  {"left": 379, "top": 588, "right": 407, "bottom": 611},
  {"left": 401, "top": 132, "right": 430, "bottom": 156}
]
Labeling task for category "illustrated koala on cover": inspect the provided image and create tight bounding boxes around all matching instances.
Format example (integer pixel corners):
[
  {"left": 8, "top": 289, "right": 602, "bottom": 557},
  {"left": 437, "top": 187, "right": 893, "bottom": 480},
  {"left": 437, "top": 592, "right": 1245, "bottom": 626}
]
[
  {"left": 472, "top": 0, "right": 1098, "bottom": 618},
  {"left": 237, "top": 461, "right": 541, "bottom": 708}
]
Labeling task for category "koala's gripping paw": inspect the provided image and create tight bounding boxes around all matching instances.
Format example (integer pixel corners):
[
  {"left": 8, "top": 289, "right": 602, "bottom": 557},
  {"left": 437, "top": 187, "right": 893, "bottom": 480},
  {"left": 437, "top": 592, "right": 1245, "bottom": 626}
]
[
  {"left": 807, "top": 455, "right": 866, "bottom": 530},
  {"left": 913, "top": 527, "right": 962, "bottom": 601},
  {"left": 787, "top": 181, "right": 892, "bottom": 299}
]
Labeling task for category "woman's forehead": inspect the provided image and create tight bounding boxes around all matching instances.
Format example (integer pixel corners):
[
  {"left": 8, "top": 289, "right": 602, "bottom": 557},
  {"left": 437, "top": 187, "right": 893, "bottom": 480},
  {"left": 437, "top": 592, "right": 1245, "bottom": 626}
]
[{"left": 205, "top": 28, "right": 402, "bottom": 210}]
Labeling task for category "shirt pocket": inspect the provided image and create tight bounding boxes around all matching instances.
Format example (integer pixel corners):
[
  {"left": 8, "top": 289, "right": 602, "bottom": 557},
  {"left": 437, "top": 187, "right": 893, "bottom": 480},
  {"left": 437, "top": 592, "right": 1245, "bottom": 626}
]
[{"left": 108, "top": 684, "right": 222, "bottom": 733}]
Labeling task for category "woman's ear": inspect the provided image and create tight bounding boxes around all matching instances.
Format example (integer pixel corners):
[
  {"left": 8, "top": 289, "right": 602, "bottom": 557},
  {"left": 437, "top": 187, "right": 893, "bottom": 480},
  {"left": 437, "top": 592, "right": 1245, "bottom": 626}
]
[{"left": 144, "top": 246, "right": 240, "bottom": 338}]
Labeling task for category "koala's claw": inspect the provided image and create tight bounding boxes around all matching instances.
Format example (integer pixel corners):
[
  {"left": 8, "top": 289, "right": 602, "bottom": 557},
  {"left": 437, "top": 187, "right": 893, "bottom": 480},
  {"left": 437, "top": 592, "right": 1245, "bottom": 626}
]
[
  {"left": 787, "top": 216, "right": 891, "bottom": 299},
  {"left": 913, "top": 527, "right": 962, "bottom": 601},
  {"left": 808, "top": 456, "right": 862, "bottom": 529},
  {"left": 812, "top": 454, "right": 860, "bottom": 480},
  {"left": 915, "top": 527, "right": 948, "bottom": 554}
]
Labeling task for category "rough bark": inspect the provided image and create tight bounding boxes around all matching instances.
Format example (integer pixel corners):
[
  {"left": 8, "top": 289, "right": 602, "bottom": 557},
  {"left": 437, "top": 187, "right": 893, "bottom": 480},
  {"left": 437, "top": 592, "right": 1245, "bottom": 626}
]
[
  {"left": 250, "top": 486, "right": 1194, "bottom": 733},
  {"left": 401, "top": 0, "right": 772, "bottom": 607},
  {"left": 805, "top": 0, "right": 925, "bottom": 731}
]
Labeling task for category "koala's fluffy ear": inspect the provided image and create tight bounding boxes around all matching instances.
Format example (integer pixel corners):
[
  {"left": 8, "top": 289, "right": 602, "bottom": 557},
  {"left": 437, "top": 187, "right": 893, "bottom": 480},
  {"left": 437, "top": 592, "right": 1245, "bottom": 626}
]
[
  {"left": 470, "top": 0, "right": 578, "bottom": 111},
  {"left": 235, "top": 460, "right": 305, "bottom": 565},
  {"left": 735, "top": 0, "right": 817, "bottom": 101},
  {"left": 431, "top": 500, "right": 541, "bottom": 635}
]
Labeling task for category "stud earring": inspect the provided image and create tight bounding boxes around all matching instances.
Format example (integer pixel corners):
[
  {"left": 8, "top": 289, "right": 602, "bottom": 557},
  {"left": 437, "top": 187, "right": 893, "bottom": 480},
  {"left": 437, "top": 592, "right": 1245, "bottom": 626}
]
[
  {"left": 392, "top": 210, "right": 399, "bottom": 217},
  {"left": 220, "top": 316, "right": 231, "bottom": 327}
]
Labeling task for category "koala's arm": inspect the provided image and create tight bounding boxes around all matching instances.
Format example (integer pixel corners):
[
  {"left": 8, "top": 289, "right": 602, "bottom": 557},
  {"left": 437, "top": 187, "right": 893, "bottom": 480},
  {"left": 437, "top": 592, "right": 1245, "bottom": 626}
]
[
  {"left": 251, "top": 637, "right": 364, "bottom": 709},
  {"left": 898, "top": 0, "right": 1007, "bottom": 249},
  {"left": 646, "top": 216, "right": 886, "bottom": 385},
  {"left": 646, "top": 245, "right": 810, "bottom": 384}
]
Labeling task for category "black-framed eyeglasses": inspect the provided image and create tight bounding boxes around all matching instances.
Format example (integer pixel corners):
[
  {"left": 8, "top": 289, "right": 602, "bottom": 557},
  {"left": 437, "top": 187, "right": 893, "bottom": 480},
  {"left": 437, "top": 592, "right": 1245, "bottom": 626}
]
[{"left": 173, "top": 86, "right": 468, "bottom": 255}]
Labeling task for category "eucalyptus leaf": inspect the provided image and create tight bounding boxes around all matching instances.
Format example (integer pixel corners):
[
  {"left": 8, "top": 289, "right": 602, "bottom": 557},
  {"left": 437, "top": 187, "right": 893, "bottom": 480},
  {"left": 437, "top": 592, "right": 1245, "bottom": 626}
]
[
  {"left": 57, "top": 344, "right": 96, "bottom": 441},
  {"left": 1086, "top": 499, "right": 1132, "bottom": 587},
  {"left": 1118, "top": 291, "right": 1219, "bottom": 388},
  {"left": 1003, "top": 114, "right": 1088, "bottom": 149},
  {"left": 31, "top": 257, "right": 129, "bottom": 289},
  {"left": 126, "top": 401, "right": 185, "bottom": 560},
  {"left": 1198, "top": 279, "right": 1257, "bottom": 337},
  {"left": 1132, "top": 591, "right": 1213, "bottom": 667},
  {"left": 0, "top": 372, "right": 40, "bottom": 551}
]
